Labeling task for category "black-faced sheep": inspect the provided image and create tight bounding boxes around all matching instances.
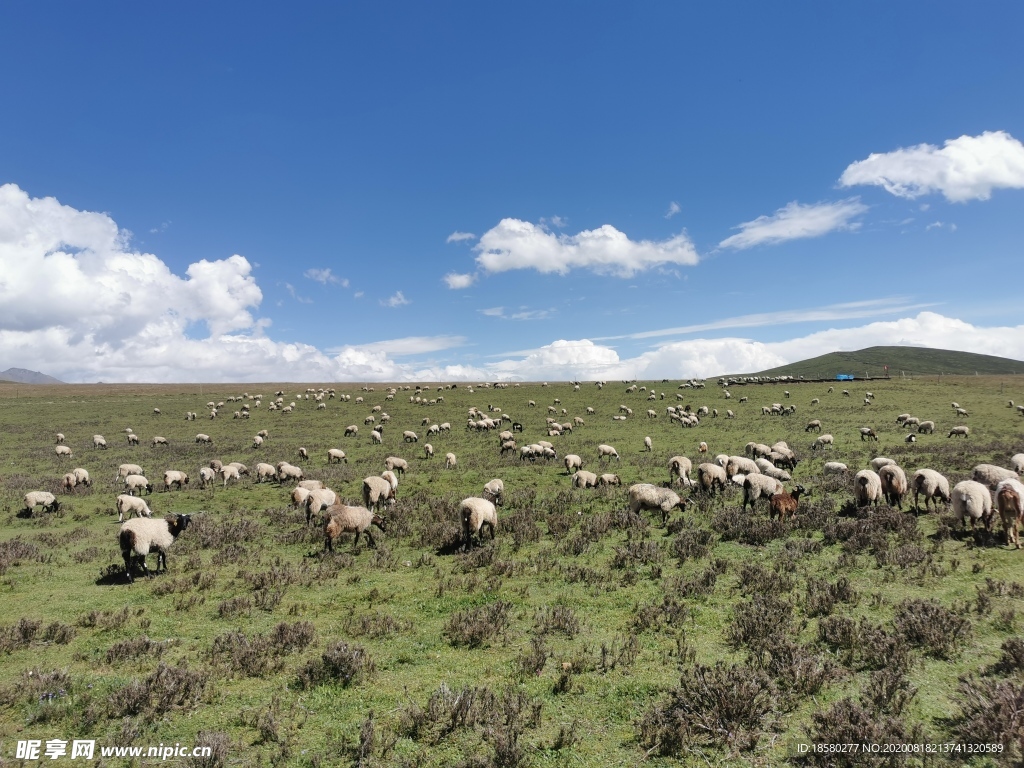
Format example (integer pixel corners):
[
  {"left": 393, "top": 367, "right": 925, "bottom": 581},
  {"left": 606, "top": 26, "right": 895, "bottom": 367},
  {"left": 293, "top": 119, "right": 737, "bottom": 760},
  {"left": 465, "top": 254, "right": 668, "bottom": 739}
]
[
  {"left": 460, "top": 497, "right": 497, "bottom": 550},
  {"left": 948, "top": 425, "right": 969, "bottom": 438},
  {"left": 483, "top": 479, "right": 504, "bottom": 505},
  {"left": 385, "top": 456, "right": 409, "bottom": 475},
  {"left": 564, "top": 454, "right": 583, "bottom": 474},
  {"left": 597, "top": 444, "right": 620, "bottom": 462},
  {"left": 859, "top": 427, "right": 877, "bottom": 442},
  {"left": 23, "top": 491, "right": 60, "bottom": 515},
  {"left": 598, "top": 473, "right": 621, "bottom": 486},
  {"left": 124, "top": 474, "right": 153, "bottom": 496},
  {"left": 697, "top": 463, "right": 727, "bottom": 495},
  {"left": 805, "top": 420, "right": 822, "bottom": 433},
  {"left": 878, "top": 464, "right": 908, "bottom": 509},
  {"left": 195, "top": 433, "right": 213, "bottom": 444},
  {"left": 305, "top": 488, "right": 339, "bottom": 525},
  {"left": 668, "top": 456, "right": 693, "bottom": 487},
  {"left": 55, "top": 445, "right": 72, "bottom": 458},
  {"left": 854, "top": 470, "right": 882, "bottom": 507},
  {"left": 324, "top": 505, "right": 386, "bottom": 551},
  {"left": 119, "top": 514, "right": 191, "bottom": 582},
  {"left": 911, "top": 468, "right": 950, "bottom": 511},
  {"left": 811, "top": 434, "right": 833, "bottom": 451}
]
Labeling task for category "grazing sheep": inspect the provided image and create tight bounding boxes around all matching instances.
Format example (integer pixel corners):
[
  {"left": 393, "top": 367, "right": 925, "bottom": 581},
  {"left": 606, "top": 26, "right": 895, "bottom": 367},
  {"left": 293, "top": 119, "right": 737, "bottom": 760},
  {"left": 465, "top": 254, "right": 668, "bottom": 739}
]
[
  {"left": 911, "top": 469, "right": 951, "bottom": 512},
  {"left": 250, "top": 463, "right": 274, "bottom": 483},
  {"left": 725, "top": 409, "right": 735, "bottom": 419},
  {"left": 423, "top": 443, "right": 434, "bottom": 459},
  {"left": 209, "top": 460, "right": 224, "bottom": 473},
  {"left": 327, "top": 448, "right": 347, "bottom": 464},
  {"left": 878, "top": 464, "right": 908, "bottom": 509},
  {"left": 93, "top": 434, "right": 107, "bottom": 449},
  {"left": 345, "top": 425, "right": 359, "bottom": 437},
  {"left": 853, "top": 470, "right": 883, "bottom": 507},
  {"left": 598, "top": 473, "right": 621, "bottom": 486},
  {"left": 483, "top": 479, "right": 504, "bottom": 505},
  {"left": 460, "top": 497, "right": 498, "bottom": 550},
  {"left": 597, "top": 444, "right": 620, "bottom": 462},
  {"left": 698, "top": 463, "right": 728, "bottom": 495},
  {"left": 277, "top": 463, "right": 304, "bottom": 483},
  {"left": 698, "top": 441, "right": 708, "bottom": 453},
  {"left": 119, "top": 514, "right": 192, "bottom": 582},
  {"left": 896, "top": 413, "right": 911, "bottom": 425},
  {"left": 870, "top": 457, "right": 896, "bottom": 472},
  {"left": 811, "top": 434, "right": 834, "bottom": 451},
  {"left": 996, "top": 479, "right": 1024, "bottom": 548},
  {"left": 403, "top": 430, "right": 419, "bottom": 442},
  {"left": 163, "top": 470, "right": 189, "bottom": 492},
  {"left": 755, "top": 459, "right": 791, "bottom": 482},
  {"left": 127, "top": 433, "right": 139, "bottom": 446},
  {"left": 823, "top": 461, "right": 848, "bottom": 474},
  {"left": 742, "top": 474, "right": 784, "bottom": 512},
  {"left": 384, "top": 457, "right": 409, "bottom": 475},
  {"left": 193, "top": 467, "right": 212, "bottom": 489},
  {"left": 381, "top": 470, "right": 399, "bottom": 495},
  {"left": 55, "top": 445, "right": 73, "bottom": 458},
  {"left": 564, "top": 454, "right": 584, "bottom": 474},
  {"left": 1011, "top": 454, "right": 1024, "bottom": 474},
  {"left": 805, "top": 420, "right": 822, "bottom": 433},
  {"left": 948, "top": 425, "right": 970, "bottom": 438},
  {"left": 23, "top": 491, "right": 60, "bottom": 515},
  {"left": 643, "top": 436, "right": 652, "bottom": 452},
  {"left": 324, "top": 505, "right": 386, "bottom": 551},
  {"left": 371, "top": 429, "right": 383, "bottom": 445},
  {"left": 152, "top": 436, "right": 169, "bottom": 447},
  {"left": 124, "top": 474, "right": 153, "bottom": 496},
  {"left": 445, "top": 452, "right": 457, "bottom": 469},
  {"left": 972, "top": 464, "right": 1019, "bottom": 492},
  {"left": 628, "top": 483, "right": 686, "bottom": 524},
  {"left": 951, "top": 480, "right": 994, "bottom": 532},
  {"left": 726, "top": 455, "right": 760, "bottom": 478},
  {"left": 305, "top": 488, "right": 339, "bottom": 525},
  {"left": 116, "top": 494, "right": 153, "bottom": 523},
  {"left": 291, "top": 486, "right": 313, "bottom": 509},
  {"left": 195, "top": 433, "right": 213, "bottom": 444},
  {"left": 905, "top": 433, "right": 917, "bottom": 443},
  {"left": 955, "top": 407, "right": 969, "bottom": 417},
  {"left": 72, "top": 467, "right": 91, "bottom": 487},
  {"left": 810, "top": 398, "right": 819, "bottom": 405},
  {"left": 859, "top": 427, "right": 878, "bottom": 442},
  {"left": 252, "top": 435, "right": 264, "bottom": 449},
  {"left": 297, "top": 447, "right": 309, "bottom": 462},
  {"left": 668, "top": 455, "right": 693, "bottom": 487},
  {"left": 55, "top": 433, "right": 65, "bottom": 444},
  {"left": 220, "top": 465, "right": 242, "bottom": 487},
  {"left": 769, "top": 485, "right": 806, "bottom": 521},
  {"left": 572, "top": 470, "right": 598, "bottom": 489},
  {"left": 362, "top": 475, "right": 395, "bottom": 512}
]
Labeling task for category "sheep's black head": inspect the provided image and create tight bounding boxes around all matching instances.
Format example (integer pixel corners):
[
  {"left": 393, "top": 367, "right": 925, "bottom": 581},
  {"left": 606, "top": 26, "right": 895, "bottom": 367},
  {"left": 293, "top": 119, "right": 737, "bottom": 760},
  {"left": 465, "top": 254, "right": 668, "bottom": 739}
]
[{"left": 373, "top": 515, "right": 388, "bottom": 533}]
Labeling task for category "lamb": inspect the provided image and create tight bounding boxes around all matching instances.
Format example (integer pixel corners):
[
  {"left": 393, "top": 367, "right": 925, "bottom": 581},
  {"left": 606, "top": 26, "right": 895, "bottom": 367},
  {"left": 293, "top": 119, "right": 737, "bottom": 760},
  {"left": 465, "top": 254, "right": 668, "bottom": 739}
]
[
  {"left": 811, "top": 434, "right": 834, "bottom": 451},
  {"left": 23, "top": 491, "right": 60, "bottom": 515},
  {"left": 195, "top": 433, "right": 213, "bottom": 444},
  {"left": 116, "top": 494, "right": 153, "bottom": 523},
  {"left": 769, "top": 485, "right": 806, "bottom": 522},
  {"left": 362, "top": 475, "right": 395, "bottom": 512},
  {"left": 327, "top": 448, "right": 347, "bottom": 464},
  {"left": 726, "top": 455, "right": 760, "bottom": 478},
  {"left": 668, "top": 456, "right": 693, "bottom": 487},
  {"left": 564, "top": 454, "right": 584, "bottom": 474},
  {"left": 93, "top": 434, "right": 108, "bottom": 449},
  {"left": 124, "top": 474, "right": 153, "bottom": 496},
  {"left": 305, "top": 488, "right": 339, "bottom": 525},
  {"left": 805, "top": 420, "right": 822, "bottom": 433},
  {"left": 1011, "top": 454, "right": 1024, "bottom": 474},
  {"left": 598, "top": 473, "right": 621, "bottom": 486},
  {"left": 995, "top": 479, "right": 1024, "bottom": 548},
  {"left": 403, "top": 430, "right": 419, "bottom": 442},
  {"left": 424, "top": 443, "right": 434, "bottom": 459},
  {"left": 853, "top": 470, "right": 883, "bottom": 507},
  {"left": 483, "top": 479, "right": 504, "bottom": 505},
  {"left": 948, "top": 425, "right": 970, "bottom": 438},
  {"left": 951, "top": 480, "right": 994, "bottom": 532},
  {"left": 643, "top": 436, "right": 652, "bottom": 452},
  {"left": 119, "top": 514, "right": 191, "bottom": 582},
  {"left": 878, "top": 464, "right": 908, "bottom": 509},
  {"left": 911, "top": 469, "right": 951, "bottom": 512},
  {"left": 628, "top": 483, "right": 686, "bottom": 524},
  {"left": 460, "top": 497, "right": 498, "bottom": 550},
  {"left": 198, "top": 466, "right": 217, "bottom": 488},
  {"left": 859, "top": 427, "right": 878, "bottom": 442},
  {"left": 823, "top": 461, "right": 848, "bottom": 474},
  {"left": 324, "top": 505, "right": 387, "bottom": 551},
  {"left": 572, "top": 470, "right": 598, "bottom": 489},
  {"left": 597, "top": 444, "right": 620, "bottom": 462},
  {"left": 870, "top": 457, "right": 896, "bottom": 472},
  {"left": 384, "top": 457, "right": 409, "bottom": 475},
  {"left": 55, "top": 445, "right": 73, "bottom": 458},
  {"left": 163, "top": 470, "right": 189, "bottom": 491},
  {"left": 445, "top": 452, "right": 457, "bottom": 469},
  {"left": 698, "top": 463, "right": 728, "bottom": 495},
  {"left": 972, "top": 464, "right": 1019, "bottom": 491},
  {"left": 73, "top": 467, "right": 91, "bottom": 487},
  {"left": 905, "top": 433, "right": 917, "bottom": 443},
  {"left": 153, "top": 436, "right": 169, "bottom": 447},
  {"left": 742, "top": 474, "right": 784, "bottom": 512}
]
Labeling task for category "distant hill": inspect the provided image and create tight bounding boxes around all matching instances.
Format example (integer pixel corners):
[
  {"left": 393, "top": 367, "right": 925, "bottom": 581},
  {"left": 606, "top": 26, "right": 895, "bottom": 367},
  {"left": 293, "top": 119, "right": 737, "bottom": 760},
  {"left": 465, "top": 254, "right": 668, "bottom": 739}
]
[
  {"left": 743, "top": 346, "right": 1024, "bottom": 379},
  {"left": 0, "top": 367, "right": 65, "bottom": 384}
]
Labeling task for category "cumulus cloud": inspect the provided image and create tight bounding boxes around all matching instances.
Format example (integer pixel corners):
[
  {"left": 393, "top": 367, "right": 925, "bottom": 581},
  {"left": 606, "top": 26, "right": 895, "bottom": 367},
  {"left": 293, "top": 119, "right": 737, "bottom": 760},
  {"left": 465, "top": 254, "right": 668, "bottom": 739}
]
[
  {"left": 475, "top": 218, "right": 699, "bottom": 277},
  {"left": 719, "top": 199, "right": 868, "bottom": 250},
  {"left": 665, "top": 201, "right": 681, "bottom": 219},
  {"left": 443, "top": 272, "right": 476, "bottom": 289},
  {"left": 381, "top": 291, "right": 410, "bottom": 307},
  {"left": 446, "top": 231, "right": 475, "bottom": 243},
  {"left": 304, "top": 267, "right": 347, "bottom": 286},
  {"left": 840, "top": 130, "right": 1024, "bottom": 202}
]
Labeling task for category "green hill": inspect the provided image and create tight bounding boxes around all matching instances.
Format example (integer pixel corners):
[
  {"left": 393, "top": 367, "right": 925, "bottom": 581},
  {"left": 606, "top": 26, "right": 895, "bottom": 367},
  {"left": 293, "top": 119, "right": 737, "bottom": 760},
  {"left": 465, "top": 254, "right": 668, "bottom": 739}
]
[{"left": 745, "top": 346, "right": 1024, "bottom": 379}]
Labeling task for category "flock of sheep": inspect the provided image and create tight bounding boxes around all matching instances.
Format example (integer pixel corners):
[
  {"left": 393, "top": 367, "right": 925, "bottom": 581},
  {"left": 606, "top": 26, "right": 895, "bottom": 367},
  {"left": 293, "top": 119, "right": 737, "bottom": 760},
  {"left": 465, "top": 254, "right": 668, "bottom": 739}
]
[{"left": 19, "top": 380, "right": 1024, "bottom": 584}]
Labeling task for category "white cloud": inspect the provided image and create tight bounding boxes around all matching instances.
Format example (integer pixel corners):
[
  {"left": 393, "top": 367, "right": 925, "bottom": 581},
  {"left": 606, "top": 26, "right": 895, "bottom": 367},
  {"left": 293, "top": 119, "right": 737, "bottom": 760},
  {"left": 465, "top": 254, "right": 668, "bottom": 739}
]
[
  {"left": 840, "top": 130, "right": 1024, "bottom": 202},
  {"left": 331, "top": 335, "right": 466, "bottom": 357},
  {"left": 381, "top": 291, "right": 410, "bottom": 307},
  {"left": 479, "top": 307, "right": 505, "bottom": 317},
  {"left": 148, "top": 221, "right": 170, "bottom": 234},
  {"left": 478, "top": 306, "right": 553, "bottom": 321},
  {"left": 926, "top": 221, "right": 957, "bottom": 232},
  {"left": 446, "top": 231, "right": 475, "bottom": 243},
  {"left": 665, "top": 201, "right": 681, "bottom": 219},
  {"left": 284, "top": 283, "right": 313, "bottom": 304},
  {"left": 444, "top": 272, "right": 476, "bottom": 289},
  {"left": 719, "top": 198, "right": 868, "bottom": 250},
  {"left": 304, "top": 267, "right": 348, "bottom": 286},
  {"left": 475, "top": 218, "right": 699, "bottom": 278},
  {"left": 540, "top": 215, "right": 567, "bottom": 229}
]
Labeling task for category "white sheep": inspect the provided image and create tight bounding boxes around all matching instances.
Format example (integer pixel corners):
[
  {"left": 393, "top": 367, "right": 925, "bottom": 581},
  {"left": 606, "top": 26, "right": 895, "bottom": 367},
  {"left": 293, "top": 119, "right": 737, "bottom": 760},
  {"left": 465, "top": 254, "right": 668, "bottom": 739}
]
[
  {"left": 362, "top": 475, "right": 395, "bottom": 512},
  {"left": 424, "top": 443, "right": 434, "bottom": 459},
  {"left": 823, "top": 461, "right": 848, "bottom": 474},
  {"left": 324, "top": 505, "right": 387, "bottom": 551},
  {"left": 93, "top": 434, "right": 107, "bottom": 449},
  {"left": 73, "top": 467, "right": 91, "bottom": 487},
  {"left": 698, "top": 463, "right": 727, "bottom": 495},
  {"left": 445, "top": 452, "right": 457, "bottom": 469},
  {"left": 483, "top": 479, "right": 504, "bottom": 504},
  {"left": 381, "top": 470, "right": 399, "bottom": 496},
  {"left": 298, "top": 447, "right": 309, "bottom": 462},
  {"left": 116, "top": 494, "right": 153, "bottom": 523},
  {"left": 460, "top": 497, "right": 497, "bottom": 550},
  {"left": 742, "top": 474, "right": 783, "bottom": 512},
  {"left": 1011, "top": 454, "right": 1024, "bottom": 474},
  {"left": 628, "top": 483, "right": 686, "bottom": 524},
  {"left": 870, "top": 457, "right": 896, "bottom": 472},
  {"left": 403, "top": 430, "right": 419, "bottom": 442},
  {"left": 371, "top": 430, "right": 383, "bottom": 445},
  {"left": 948, "top": 425, "right": 970, "bottom": 438},
  {"left": 127, "top": 433, "right": 139, "bottom": 446},
  {"left": 668, "top": 456, "right": 692, "bottom": 487},
  {"left": 220, "top": 465, "right": 242, "bottom": 487},
  {"left": 23, "top": 491, "right": 60, "bottom": 515},
  {"left": 198, "top": 466, "right": 216, "bottom": 488},
  {"left": 996, "top": 479, "right": 1024, "bottom": 548},
  {"left": 124, "top": 474, "right": 153, "bottom": 496},
  {"left": 119, "top": 514, "right": 191, "bottom": 582},
  {"left": 972, "top": 464, "right": 1019, "bottom": 491},
  {"left": 755, "top": 459, "right": 792, "bottom": 482},
  {"left": 952, "top": 480, "right": 994, "bottom": 532},
  {"left": 195, "top": 433, "right": 213, "bottom": 444},
  {"left": 305, "top": 488, "right": 339, "bottom": 525},
  {"left": 163, "top": 470, "right": 189, "bottom": 491},
  {"left": 911, "top": 469, "right": 950, "bottom": 511},
  {"left": 597, "top": 444, "right": 620, "bottom": 462},
  {"left": 277, "top": 463, "right": 304, "bottom": 483},
  {"left": 805, "top": 420, "right": 822, "bottom": 433},
  {"left": 152, "top": 436, "right": 169, "bottom": 447},
  {"left": 726, "top": 455, "right": 760, "bottom": 478},
  {"left": 643, "top": 436, "right": 652, "bottom": 452},
  {"left": 853, "top": 470, "right": 883, "bottom": 507},
  {"left": 327, "top": 448, "right": 347, "bottom": 464},
  {"left": 878, "top": 464, "right": 908, "bottom": 509},
  {"left": 598, "top": 473, "right": 621, "bottom": 486},
  {"left": 811, "top": 434, "right": 834, "bottom": 451},
  {"left": 385, "top": 456, "right": 409, "bottom": 475},
  {"left": 572, "top": 470, "right": 598, "bottom": 489},
  {"left": 344, "top": 424, "right": 359, "bottom": 437},
  {"left": 55, "top": 433, "right": 65, "bottom": 444},
  {"left": 564, "top": 454, "right": 583, "bottom": 474},
  {"left": 55, "top": 445, "right": 73, "bottom": 458},
  {"left": 252, "top": 435, "right": 264, "bottom": 449},
  {"left": 291, "top": 486, "right": 313, "bottom": 509},
  {"left": 859, "top": 427, "right": 878, "bottom": 442}
]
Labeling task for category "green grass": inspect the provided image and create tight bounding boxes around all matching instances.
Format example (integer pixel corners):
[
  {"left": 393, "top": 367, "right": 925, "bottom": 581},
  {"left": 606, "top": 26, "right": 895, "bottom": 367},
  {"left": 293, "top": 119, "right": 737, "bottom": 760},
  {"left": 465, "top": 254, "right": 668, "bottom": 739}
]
[
  {"left": 0, "top": 377, "right": 1023, "bottom": 766},
  {"left": 737, "top": 346, "right": 1024, "bottom": 379}
]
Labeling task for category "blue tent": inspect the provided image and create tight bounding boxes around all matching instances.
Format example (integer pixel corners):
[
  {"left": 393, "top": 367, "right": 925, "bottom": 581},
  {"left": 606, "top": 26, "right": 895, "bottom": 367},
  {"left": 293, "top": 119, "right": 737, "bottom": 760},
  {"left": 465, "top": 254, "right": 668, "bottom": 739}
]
[{"left": 836, "top": 374, "right": 854, "bottom": 381}]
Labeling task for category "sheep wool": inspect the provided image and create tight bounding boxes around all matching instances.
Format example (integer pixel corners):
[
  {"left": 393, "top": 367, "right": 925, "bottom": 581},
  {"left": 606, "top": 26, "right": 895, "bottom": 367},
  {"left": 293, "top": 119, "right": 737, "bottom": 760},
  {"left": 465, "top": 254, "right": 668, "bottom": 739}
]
[
  {"left": 116, "top": 494, "right": 153, "bottom": 523},
  {"left": 323, "top": 505, "right": 387, "bottom": 551},
  {"left": 119, "top": 514, "right": 191, "bottom": 582},
  {"left": 628, "top": 484, "right": 685, "bottom": 524},
  {"left": 911, "top": 469, "right": 950, "bottom": 512},
  {"left": 460, "top": 497, "right": 498, "bottom": 551},
  {"left": 853, "top": 470, "right": 883, "bottom": 508},
  {"left": 23, "top": 491, "right": 60, "bottom": 515},
  {"left": 951, "top": 480, "right": 993, "bottom": 531}
]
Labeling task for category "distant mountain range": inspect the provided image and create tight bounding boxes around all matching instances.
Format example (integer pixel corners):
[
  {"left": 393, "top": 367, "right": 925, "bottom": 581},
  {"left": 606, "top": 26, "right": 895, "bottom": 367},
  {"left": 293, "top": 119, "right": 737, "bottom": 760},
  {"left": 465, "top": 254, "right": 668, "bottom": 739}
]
[
  {"left": 743, "top": 346, "right": 1024, "bottom": 379},
  {"left": 0, "top": 367, "right": 65, "bottom": 384}
]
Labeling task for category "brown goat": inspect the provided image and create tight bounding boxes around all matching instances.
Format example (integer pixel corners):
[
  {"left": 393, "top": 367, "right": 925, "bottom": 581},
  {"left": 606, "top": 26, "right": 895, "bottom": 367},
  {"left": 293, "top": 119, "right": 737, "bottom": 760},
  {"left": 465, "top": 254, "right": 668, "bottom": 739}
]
[{"left": 769, "top": 485, "right": 806, "bottom": 522}]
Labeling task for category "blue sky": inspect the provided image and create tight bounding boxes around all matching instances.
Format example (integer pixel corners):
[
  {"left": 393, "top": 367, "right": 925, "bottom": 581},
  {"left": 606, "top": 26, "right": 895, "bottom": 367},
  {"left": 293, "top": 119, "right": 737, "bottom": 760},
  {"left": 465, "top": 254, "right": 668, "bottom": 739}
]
[{"left": 2, "top": 3, "right": 1023, "bottom": 382}]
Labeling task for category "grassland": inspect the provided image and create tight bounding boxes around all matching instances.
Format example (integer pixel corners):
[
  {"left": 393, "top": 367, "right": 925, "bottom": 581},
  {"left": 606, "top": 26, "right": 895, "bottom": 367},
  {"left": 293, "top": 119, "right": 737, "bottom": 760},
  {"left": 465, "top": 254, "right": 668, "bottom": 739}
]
[
  {"left": 0, "top": 376, "right": 1023, "bottom": 767},
  {"left": 745, "top": 347, "right": 1024, "bottom": 379}
]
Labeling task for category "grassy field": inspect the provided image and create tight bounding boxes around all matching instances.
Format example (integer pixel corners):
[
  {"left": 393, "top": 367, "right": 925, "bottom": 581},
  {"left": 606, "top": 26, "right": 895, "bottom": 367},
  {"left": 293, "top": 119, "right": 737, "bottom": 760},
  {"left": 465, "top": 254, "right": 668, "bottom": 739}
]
[
  {"left": 746, "top": 347, "right": 1024, "bottom": 379},
  {"left": 1, "top": 376, "right": 1023, "bottom": 767}
]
